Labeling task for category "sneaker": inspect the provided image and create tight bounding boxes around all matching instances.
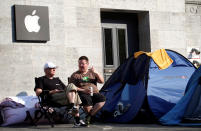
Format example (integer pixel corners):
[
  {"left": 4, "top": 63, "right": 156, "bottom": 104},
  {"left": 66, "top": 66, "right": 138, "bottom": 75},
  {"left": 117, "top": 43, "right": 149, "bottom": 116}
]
[
  {"left": 73, "top": 120, "right": 87, "bottom": 128},
  {"left": 79, "top": 120, "right": 87, "bottom": 126}
]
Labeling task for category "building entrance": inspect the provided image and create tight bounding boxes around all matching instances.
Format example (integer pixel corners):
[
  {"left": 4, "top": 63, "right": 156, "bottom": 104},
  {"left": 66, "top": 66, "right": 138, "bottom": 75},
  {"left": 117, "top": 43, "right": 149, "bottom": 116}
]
[{"left": 101, "top": 11, "right": 151, "bottom": 80}]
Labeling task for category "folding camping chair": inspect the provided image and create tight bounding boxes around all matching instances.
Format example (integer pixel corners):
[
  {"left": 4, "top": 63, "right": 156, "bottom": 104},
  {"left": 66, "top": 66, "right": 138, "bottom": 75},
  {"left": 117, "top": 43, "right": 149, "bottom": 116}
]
[{"left": 32, "top": 77, "right": 73, "bottom": 127}]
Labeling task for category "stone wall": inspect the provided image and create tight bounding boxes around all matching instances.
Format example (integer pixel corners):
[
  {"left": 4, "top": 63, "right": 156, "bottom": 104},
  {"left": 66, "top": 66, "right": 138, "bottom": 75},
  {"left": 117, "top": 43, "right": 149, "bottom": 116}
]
[
  {"left": 0, "top": 0, "right": 200, "bottom": 99},
  {"left": 185, "top": 0, "right": 201, "bottom": 63}
]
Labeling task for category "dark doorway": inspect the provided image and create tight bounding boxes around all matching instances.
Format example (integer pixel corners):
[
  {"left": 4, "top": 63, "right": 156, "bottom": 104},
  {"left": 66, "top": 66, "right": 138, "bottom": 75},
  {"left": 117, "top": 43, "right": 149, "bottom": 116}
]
[
  {"left": 101, "top": 11, "right": 151, "bottom": 80},
  {"left": 101, "top": 12, "right": 139, "bottom": 56}
]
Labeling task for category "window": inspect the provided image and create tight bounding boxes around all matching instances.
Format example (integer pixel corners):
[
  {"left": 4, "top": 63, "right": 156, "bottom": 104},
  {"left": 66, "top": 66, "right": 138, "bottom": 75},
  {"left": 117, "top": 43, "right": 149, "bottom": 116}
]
[{"left": 104, "top": 28, "right": 114, "bottom": 66}]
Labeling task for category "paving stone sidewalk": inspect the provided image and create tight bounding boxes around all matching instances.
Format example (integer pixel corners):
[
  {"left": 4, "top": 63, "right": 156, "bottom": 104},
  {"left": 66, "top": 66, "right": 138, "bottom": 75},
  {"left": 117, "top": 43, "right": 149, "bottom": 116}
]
[{"left": 0, "top": 123, "right": 201, "bottom": 131}]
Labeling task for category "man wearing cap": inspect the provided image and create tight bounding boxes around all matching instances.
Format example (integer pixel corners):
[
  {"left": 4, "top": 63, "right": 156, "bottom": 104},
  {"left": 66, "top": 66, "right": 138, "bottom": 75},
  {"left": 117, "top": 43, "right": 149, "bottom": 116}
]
[{"left": 34, "top": 62, "right": 86, "bottom": 127}]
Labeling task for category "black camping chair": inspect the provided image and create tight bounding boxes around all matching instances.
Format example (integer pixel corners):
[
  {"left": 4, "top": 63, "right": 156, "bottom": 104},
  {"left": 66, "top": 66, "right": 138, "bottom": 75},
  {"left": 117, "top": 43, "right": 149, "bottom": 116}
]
[
  {"left": 34, "top": 90, "right": 56, "bottom": 127},
  {"left": 31, "top": 77, "right": 73, "bottom": 127}
]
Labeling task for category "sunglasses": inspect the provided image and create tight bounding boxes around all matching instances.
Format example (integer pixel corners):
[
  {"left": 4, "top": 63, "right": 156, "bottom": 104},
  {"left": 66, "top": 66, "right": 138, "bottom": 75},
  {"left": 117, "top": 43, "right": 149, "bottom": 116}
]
[{"left": 48, "top": 68, "right": 56, "bottom": 70}]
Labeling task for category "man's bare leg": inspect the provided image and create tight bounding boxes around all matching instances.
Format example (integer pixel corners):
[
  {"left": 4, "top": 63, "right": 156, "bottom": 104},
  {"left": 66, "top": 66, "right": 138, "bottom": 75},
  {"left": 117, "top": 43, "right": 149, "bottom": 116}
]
[
  {"left": 67, "top": 91, "right": 76, "bottom": 104},
  {"left": 85, "top": 102, "right": 105, "bottom": 125},
  {"left": 67, "top": 92, "right": 87, "bottom": 126},
  {"left": 90, "top": 102, "right": 105, "bottom": 116},
  {"left": 84, "top": 102, "right": 105, "bottom": 116}
]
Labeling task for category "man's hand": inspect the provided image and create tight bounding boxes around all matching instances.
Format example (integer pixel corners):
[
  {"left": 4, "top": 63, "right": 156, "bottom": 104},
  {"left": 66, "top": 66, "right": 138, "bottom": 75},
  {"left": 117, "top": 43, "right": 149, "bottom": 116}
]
[
  {"left": 90, "top": 66, "right": 98, "bottom": 74},
  {"left": 78, "top": 87, "right": 91, "bottom": 94},
  {"left": 83, "top": 88, "right": 91, "bottom": 94},
  {"left": 49, "top": 89, "right": 62, "bottom": 94}
]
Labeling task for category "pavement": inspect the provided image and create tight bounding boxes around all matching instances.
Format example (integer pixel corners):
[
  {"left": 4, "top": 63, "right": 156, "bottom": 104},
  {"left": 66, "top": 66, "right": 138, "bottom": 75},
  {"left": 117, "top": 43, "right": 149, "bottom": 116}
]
[{"left": 0, "top": 123, "right": 201, "bottom": 131}]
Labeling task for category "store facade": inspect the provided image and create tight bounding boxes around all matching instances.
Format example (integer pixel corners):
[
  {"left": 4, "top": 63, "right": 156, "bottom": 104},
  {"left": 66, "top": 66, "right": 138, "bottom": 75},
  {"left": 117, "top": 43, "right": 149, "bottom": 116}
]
[{"left": 0, "top": 0, "right": 200, "bottom": 99}]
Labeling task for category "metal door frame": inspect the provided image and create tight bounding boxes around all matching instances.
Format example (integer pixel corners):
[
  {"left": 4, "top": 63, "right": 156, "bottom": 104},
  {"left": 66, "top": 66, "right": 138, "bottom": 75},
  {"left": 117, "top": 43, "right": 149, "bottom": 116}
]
[{"left": 102, "top": 23, "right": 128, "bottom": 80}]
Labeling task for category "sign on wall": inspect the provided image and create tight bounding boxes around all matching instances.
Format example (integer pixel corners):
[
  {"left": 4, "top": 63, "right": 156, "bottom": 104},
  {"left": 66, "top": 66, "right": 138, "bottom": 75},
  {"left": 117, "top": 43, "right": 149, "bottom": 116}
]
[
  {"left": 187, "top": 47, "right": 200, "bottom": 67},
  {"left": 14, "top": 5, "right": 50, "bottom": 41}
]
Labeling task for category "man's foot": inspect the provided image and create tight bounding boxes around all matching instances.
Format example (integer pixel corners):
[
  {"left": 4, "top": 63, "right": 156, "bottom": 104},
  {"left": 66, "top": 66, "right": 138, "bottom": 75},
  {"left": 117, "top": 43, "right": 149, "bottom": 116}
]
[{"left": 73, "top": 120, "right": 87, "bottom": 128}]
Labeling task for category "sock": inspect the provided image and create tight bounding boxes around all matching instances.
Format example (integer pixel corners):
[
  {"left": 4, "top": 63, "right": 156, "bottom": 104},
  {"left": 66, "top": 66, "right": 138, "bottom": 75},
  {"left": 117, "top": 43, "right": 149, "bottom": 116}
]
[
  {"left": 69, "top": 103, "right": 75, "bottom": 109},
  {"left": 75, "top": 116, "right": 80, "bottom": 123}
]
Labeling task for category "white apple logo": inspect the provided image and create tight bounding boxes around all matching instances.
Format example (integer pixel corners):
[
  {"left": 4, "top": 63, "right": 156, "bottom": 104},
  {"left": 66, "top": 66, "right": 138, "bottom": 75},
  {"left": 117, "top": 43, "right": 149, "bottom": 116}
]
[{"left": 24, "top": 10, "right": 40, "bottom": 32}]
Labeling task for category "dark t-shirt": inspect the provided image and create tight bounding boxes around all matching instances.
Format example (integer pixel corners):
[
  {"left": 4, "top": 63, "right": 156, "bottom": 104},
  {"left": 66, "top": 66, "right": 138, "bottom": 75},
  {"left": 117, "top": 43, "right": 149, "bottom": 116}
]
[
  {"left": 69, "top": 70, "right": 99, "bottom": 93},
  {"left": 34, "top": 76, "right": 66, "bottom": 91}
]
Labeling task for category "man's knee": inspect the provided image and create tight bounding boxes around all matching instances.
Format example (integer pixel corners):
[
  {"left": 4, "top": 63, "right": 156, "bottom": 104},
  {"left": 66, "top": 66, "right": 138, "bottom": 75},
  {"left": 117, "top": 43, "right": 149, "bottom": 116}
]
[
  {"left": 66, "top": 83, "right": 77, "bottom": 92},
  {"left": 98, "top": 101, "right": 105, "bottom": 107},
  {"left": 84, "top": 106, "right": 93, "bottom": 113}
]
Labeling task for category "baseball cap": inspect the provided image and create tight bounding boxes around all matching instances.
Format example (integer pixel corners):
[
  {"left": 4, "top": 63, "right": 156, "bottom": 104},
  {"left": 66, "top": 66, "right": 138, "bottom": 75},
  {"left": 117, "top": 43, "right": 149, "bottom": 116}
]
[{"left": 44, "top": 62, "right": 58, "bottom": 69}]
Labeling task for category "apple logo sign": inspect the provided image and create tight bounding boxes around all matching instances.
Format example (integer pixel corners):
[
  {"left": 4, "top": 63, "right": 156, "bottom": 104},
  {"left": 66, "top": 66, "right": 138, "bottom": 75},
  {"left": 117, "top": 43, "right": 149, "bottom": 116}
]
[
  {"left": 24, "top": 10, "right": 40, "bottom": 33},
  {"left": 15, "top": 5, "right": 49, "bottom": 41}
]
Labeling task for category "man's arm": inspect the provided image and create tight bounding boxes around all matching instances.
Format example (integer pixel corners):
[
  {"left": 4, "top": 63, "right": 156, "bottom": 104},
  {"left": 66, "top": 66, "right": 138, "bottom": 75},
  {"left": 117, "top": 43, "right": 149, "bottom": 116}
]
[
  {"left": 94, "top": 72, "right": 104, "bottom": 84},
  {"left": 91, "top": 67, "right": 104, "bottom": 84},
  {"left": 35, "top": 88, "right": 42, "bottom": 96},
  {"left": 77, "top": 87, "right": 91, "bottom": 94},
  {"left": 70, "top": 74, "right": 91, "bottom": 94},
  {"left": 34, "top": 77, "right": 44, "bottom": 96},
  {"left": 36, "top": 88, "right": 59, "bottom": 96}
]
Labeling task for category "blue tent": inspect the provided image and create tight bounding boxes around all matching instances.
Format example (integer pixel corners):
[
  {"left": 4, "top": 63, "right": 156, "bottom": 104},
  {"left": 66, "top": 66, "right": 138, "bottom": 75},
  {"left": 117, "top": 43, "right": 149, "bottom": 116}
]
[
  {"left": 160, "top": 66, "right": 201, "bottom": 126},
  {"left": 97, "top": 49, "right": 196, "bottom": 123}
]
